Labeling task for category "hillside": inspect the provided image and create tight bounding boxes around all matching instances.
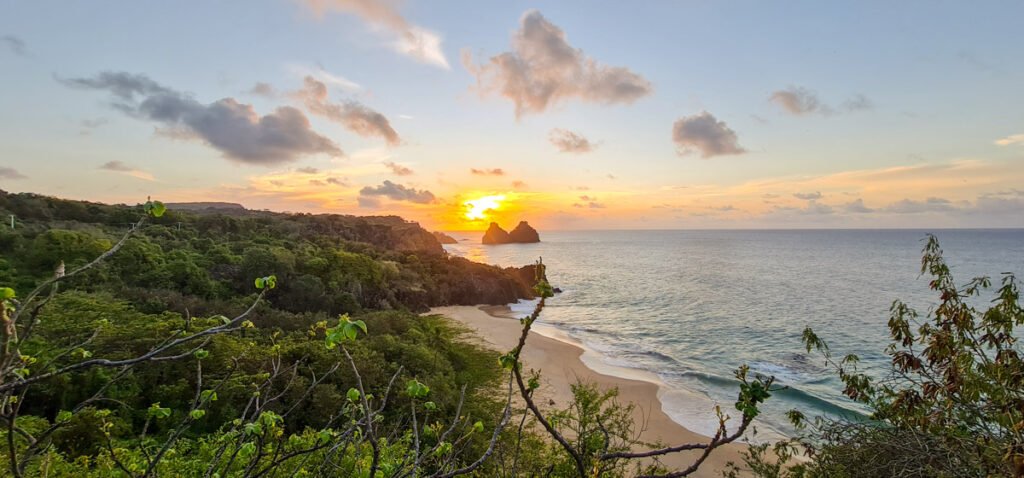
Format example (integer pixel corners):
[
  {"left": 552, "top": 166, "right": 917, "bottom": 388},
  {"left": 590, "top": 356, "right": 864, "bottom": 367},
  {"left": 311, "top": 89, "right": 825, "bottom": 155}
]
[
  {"left": 0, "top": 190, "right": 536, "bottom": 311},
  {"left": 0, "top": 190, "right": 555, "bottom": 476}
]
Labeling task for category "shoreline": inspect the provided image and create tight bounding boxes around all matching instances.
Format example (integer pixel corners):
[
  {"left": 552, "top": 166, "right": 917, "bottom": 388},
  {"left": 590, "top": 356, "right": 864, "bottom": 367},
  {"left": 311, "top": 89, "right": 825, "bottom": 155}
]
[{"left": 429, "top": 304, "right": 749, "bottom": 476}]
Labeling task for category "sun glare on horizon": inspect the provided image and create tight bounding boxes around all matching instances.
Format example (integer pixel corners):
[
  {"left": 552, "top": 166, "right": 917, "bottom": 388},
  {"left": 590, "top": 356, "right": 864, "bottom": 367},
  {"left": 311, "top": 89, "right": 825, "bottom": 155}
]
[{"left": 463, "top": 195, "right": 506, "bottom": 221}]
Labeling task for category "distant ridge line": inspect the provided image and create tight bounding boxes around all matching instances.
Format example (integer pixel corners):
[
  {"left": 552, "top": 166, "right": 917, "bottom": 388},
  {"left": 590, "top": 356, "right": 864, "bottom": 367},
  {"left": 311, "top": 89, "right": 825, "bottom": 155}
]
[{"left": 165, "top": 202, "right": 246, "bottom": 211}]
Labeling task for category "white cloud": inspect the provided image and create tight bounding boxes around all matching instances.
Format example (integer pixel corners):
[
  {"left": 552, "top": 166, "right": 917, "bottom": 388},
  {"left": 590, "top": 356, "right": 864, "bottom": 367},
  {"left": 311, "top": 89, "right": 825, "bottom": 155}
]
[
  {"left": 286, "top": 64, "right": 361, "bottom": 92},
  {"left": 464, "top": 10, "right": 651, "bottom": 118},
  {"left": 299, "top": 0, "right": 449, "bottom": 69}
]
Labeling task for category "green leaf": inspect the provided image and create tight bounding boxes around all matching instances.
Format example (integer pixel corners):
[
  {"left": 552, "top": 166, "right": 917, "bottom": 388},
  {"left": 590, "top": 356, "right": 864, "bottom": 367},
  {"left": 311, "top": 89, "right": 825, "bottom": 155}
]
[
  {"left": 56, "top": 410, "right": 73, "bottom": 423},
  {"left": 472, "top": 421, "right": 484, "bottom": 433},
  {"left": 244, "top": 422, "right": 263, "bottom": 436},
  {"left": 147, "top": 403, "right": 172, "bottom": 420},
  {"left": 423, "top": 401, "right": 437, "bottom": 411},
  {"left": 498, "top": 353, "right": 518, "bottom": 371},
  {"left": 239, "top": 442, "right": 256, "bottom": 457},
  {"left": 143, "top": 198, "right": 167, "bottom": 218},
  {"left": 254, "top": 277, "right": 265, "bottom": 289},
  {"left": 151, "top": 201, "right": 166, "bottom": 217},
  {"left": 190, "top": 409, "right": 206, "bottom": 420},
  {"left": 353, "top": 319, "right": 367, "bottom": 335},
  {"left": 317, "top": 429, "right": 333, "bottom": 444},
  {"left": 193, "top": 349, "right": 209, "bottom": 360},
  {"left": 73, "top": 348, "right": 92, "bottom": 359},
  {"left": 200, "top": 390, "right": 218, "bottom": 402},
  {"left": 406, "top": 379, "right": 430, "bottom": 399},
  {"left": 346, "top": 388, "right": 361, "bottom": 402},
  {"left": 0, "top": 287, "right": 15, "bottom": 300}
]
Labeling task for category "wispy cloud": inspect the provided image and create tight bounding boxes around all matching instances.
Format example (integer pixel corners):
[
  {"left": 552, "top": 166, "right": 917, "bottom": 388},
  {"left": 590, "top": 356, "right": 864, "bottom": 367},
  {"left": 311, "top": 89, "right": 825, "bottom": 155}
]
[
  {"left": 383, "top": 161, "right": 413, "bottom": 176},
  {"left": 1, "top": 35, "right": 27, "bottom": 56},
  {"left": 464, "top": 10, "right": 651, "bottom": 118},
  {"left": 793, "top": 191, "right": 822, "bottom": 200},
  {"left": 286, "top": 64, "right": 361, "bottom": 92},
  {"left": 769, "top": 85, "right": 872, "bottom": 116},
  {"left": 299, "top": 0, "right": 449, "bottom": 69},
  {"left": 884, "top": 197, "right": 956, "bottom": 214},
  {"left": 470, "top": 168, "right": 505, "bottom": 176},
  {"left": 549, "top": 128, "right": 597, "bottom": 154},
  {"left": 79, "top": 117, "right": 109, "bottom": 135},
  {"left": 98, "top": 160, "right": 155, "bottom": 181},
  {"left": 995, "top": 133, "right": 1024, "bottom": 146},
  {"left": 247, "top": 82, "right": 278, "bottom": 97},
  {"left": 0, "top": 167, "right": 27, "bottom": 180},
  {"left": 672, "top": 111, "right": 746, "bottom": 158}
]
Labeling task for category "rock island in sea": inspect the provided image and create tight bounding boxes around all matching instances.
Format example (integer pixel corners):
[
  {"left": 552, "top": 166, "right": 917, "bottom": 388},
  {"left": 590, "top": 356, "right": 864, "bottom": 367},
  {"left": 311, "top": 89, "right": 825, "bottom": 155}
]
[{"left": 482, "top": 221, "right": 540, "bottom": 244}]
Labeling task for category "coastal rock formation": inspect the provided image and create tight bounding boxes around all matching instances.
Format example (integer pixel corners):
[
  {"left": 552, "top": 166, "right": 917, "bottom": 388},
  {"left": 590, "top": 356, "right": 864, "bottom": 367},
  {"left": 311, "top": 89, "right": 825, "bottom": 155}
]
[
  {"left": 482, "top": 222, "right": 512, "bottom": 244},
  {"left": 432, "top": 231, "right": 458, "bottom": 244},
  {"left": 509, "top": 221, "right": 541, "bottom": 243},
  {"left": 481, "top": 221, "right": 541, "bottom": 244}
]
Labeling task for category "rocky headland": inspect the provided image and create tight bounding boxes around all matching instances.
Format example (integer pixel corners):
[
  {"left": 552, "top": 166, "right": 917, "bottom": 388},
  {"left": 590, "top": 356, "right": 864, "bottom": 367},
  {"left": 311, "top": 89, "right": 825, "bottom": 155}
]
[{"left": 432, "top": 231, "right": 458, "bottom": 244}]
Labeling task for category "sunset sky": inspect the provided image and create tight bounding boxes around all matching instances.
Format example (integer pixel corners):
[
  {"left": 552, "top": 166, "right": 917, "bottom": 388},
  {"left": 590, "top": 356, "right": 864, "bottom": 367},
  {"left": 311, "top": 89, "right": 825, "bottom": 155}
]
[{"left": 2, "top": 1, "right": 1023, "bottom": 230}]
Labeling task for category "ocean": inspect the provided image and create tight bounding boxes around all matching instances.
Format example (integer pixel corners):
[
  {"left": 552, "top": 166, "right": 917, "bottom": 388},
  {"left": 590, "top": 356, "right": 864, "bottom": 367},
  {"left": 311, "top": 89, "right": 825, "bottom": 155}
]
[{"left": 442, "top": 229, "right": 1024, "bottom": 439}]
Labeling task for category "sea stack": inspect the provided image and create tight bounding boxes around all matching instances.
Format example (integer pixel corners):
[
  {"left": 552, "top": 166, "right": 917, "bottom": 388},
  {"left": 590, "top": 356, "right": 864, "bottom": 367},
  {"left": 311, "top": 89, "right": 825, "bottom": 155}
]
[
  {"left": 481, "top": 221, "right": 541, "bottom": 244},
  {"left": 509, "top": 221, "right": 541, "bottom": 243},
  {"left": 482, "top": 222, "right": 511, "bottom": 244}
]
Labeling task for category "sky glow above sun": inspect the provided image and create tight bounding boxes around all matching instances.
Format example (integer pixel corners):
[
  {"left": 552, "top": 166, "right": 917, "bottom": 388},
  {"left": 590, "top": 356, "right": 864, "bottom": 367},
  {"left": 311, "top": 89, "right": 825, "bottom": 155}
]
[{"left": 1, "top": 2, "right": 1023, "bottom": 230}]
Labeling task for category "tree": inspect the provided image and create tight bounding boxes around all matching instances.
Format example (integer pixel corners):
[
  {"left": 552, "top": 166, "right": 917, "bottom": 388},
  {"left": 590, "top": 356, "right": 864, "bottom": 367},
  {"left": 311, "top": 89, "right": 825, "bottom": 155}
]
[{"left": 729, "top": 234, "right": 1024, "bottom": 477}]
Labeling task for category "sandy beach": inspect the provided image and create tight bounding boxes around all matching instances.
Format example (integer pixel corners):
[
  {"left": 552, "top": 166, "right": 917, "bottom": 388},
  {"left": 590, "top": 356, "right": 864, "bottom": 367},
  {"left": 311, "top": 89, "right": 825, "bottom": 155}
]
[{"left": 429, "top": 304, "right": 749, "bottom": 477}]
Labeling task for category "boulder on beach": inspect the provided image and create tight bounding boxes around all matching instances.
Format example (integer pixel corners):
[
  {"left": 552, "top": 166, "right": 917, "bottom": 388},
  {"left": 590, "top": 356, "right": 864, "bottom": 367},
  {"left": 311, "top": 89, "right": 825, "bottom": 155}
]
[
  {"left": 509, "top": 221, "right": 541, "bottom": 243},
  {"left": 482, "top": 222, "right": 512, "bottom": 244}
]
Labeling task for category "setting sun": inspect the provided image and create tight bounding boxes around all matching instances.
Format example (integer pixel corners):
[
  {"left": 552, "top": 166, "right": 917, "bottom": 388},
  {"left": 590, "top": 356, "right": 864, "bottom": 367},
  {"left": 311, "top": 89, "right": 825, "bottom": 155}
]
[{"left": 463, "top": 195, "right": 506, "bottom": 221}]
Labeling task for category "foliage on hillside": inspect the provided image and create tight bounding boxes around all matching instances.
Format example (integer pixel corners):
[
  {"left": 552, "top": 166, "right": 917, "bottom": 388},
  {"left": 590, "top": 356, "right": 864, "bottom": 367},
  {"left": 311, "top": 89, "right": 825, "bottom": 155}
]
[
  {"left": 0, "top": 192, "right": 779, "bottom": 477},
  {"left": 0, "top": 190, "right": 535, "bottom": 312}
]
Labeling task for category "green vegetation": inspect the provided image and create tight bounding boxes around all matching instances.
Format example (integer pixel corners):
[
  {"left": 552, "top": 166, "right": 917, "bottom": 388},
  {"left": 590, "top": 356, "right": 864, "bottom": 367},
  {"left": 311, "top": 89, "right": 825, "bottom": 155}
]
[
  {"left": 7, "top": 191, "right": 1018, "bottom": 477},
  {"left": 0, "top": 191, "right": 785, "bottom": 477},
  {"left": 727, "top": 235, "right": 1024, "bottom": 478}
]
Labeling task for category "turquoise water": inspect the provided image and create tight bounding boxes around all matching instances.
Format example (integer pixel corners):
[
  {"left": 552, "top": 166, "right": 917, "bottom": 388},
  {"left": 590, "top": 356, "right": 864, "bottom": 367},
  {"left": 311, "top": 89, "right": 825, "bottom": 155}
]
[{"left": 443, "top": 229, "right": 1024, "bottom": 438}]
